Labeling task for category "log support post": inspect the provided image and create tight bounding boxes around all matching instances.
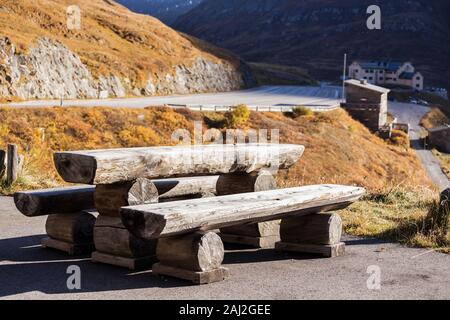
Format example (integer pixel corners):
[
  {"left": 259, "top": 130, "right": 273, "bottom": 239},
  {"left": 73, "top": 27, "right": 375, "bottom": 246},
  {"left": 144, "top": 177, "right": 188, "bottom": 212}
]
[
  {"left": 6, "top": 144, "right": 19, "bottom": 186},
  {"left": 153, "top": 231, "right": 229, "bottom": 285},
  {"left": 0, "top": 149, "right": 5, "bottom": 180},
  {"left": 91, "top": 216, "right": 158, "bottom": 270},
  {"left": 91, "top": 178, "right": 159, "bottom": 270},
  {"left": 275, "top": 213, "right": 345, "bottom": 258},
  {"left": 41, "top": 211, "right": 96, "bottom": 256},
  {"left": 218, "top": 171, "right": 280, "bottom": 248}
]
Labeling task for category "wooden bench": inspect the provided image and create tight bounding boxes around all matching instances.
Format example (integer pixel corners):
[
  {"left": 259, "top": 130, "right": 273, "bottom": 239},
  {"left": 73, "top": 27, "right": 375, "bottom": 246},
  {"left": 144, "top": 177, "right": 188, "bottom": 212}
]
[
  {"left": 121, "top": 185, "right": 364, "bottom": 284},
  {"left": 14, "top": 143, "right": 366, "bottom": 284}
]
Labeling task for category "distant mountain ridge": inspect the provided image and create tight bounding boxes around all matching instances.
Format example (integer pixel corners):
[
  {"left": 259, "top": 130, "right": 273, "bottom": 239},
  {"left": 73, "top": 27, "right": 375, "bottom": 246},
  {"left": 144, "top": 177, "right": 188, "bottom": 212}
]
[
  {"left": 174, "top": 0, "right": 450, "bottom": 89},
  {"left": 116, "top": 0, "right": 203, "bottom": 24}
]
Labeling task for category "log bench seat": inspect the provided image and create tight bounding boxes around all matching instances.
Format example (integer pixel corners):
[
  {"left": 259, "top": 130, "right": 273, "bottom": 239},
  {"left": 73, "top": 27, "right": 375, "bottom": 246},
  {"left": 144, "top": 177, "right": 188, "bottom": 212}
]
[{"left": 120, "top": 184, "right": 365, "bottom": 284}]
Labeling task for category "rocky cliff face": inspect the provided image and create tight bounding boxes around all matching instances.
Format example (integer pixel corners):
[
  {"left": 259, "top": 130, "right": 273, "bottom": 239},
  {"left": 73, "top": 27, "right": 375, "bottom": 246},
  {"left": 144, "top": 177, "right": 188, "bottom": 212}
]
[
  {"left": 0, "top": 0, "right": 252, "bottom": 101},
  {"left": 0, "top": 37, "right": 247, "bottom": 100}
]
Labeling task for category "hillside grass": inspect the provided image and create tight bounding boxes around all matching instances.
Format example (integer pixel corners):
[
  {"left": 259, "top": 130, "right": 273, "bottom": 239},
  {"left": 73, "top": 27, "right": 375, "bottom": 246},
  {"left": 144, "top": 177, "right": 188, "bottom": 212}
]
[
  {"left": 420, "top": 108, "right": 450, "bottom": 129},
  {"left": 0, "top": 106, "right": 447, "bottom": 250},
  {"left": 432, "top": 149, "right": 450, "bottom": 180},
  {"left": 340, "top": 188, "right": 449, "bottom": 253},
  {"left": 0, "top": 0, "right": 240, "bottom": 89}
]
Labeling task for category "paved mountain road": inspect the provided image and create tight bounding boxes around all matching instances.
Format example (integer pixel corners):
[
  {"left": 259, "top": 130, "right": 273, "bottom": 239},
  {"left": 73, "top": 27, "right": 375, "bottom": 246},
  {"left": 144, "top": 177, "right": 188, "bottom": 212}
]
[
  {"left": 1, "top": 196, "right": 450, "bottom": 300},
  {"left": 3, "top": 86, "right": 342, "bottom": 111},
  {"left": 389, "top": 102, "right": 450, "bottom": 191}
]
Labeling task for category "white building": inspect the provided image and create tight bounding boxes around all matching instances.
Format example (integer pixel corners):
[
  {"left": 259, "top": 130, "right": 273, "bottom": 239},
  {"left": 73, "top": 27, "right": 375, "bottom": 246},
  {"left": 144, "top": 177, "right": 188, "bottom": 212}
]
[{"left": 349, "top": 61, "right": 423, "bottom": 91}]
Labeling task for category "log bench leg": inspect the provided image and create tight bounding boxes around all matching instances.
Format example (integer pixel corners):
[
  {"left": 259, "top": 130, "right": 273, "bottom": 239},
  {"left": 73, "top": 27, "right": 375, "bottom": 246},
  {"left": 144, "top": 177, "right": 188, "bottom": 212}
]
[
  {"left": 275, "top": 213, "right": 345, "bottom": 258},
  {"left": 152, "top": 231, "right": 229, "bottom": 285},
  {"left": 91, "top": 179, "right": 159, "bottom": 270},
  {"left": 42, "top": 211, "right": 96, "bottom": 256},
  {"left": 91, "top": 216, "right": 157, "bottom": 270},
  {"left": 218, "top": 171, "right": 280, "bottom": 248},
  {"left": 219, "top": 221, "right": 281, "bottom": 248}
]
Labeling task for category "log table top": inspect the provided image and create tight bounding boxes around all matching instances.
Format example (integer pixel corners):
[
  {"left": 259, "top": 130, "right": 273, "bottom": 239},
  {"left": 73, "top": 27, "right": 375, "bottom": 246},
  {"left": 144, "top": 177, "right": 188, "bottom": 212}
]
[{"left": 54, "top": 144, "right": 305, "bottom": 185}]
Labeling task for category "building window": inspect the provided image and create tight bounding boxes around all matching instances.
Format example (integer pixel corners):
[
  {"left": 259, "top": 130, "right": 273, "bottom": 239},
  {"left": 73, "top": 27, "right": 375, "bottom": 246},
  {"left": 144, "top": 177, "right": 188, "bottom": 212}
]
[
  {"left": 379, "top": 77, "right": 384, "bottom": 80},
  {"left": 416, "top": 77, "right": 421, "bottom": 80},
  {"left": 355, "top": 70, "right": 359, "bottom": 73},
  {"left": 363, "top": 77, "right": 367, "bottom": 79},
  {"left": 369, "top": 77, "right": 373, "bottom": 80},
  {"left": 416, "top": 84, "right": 420, "bottom": 88}
]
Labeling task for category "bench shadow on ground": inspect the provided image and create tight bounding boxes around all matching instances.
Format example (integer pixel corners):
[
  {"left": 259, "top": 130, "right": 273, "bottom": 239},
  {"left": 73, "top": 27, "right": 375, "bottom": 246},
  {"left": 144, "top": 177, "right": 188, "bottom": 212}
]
[
  {"left": 0, "top": 235, "right": 191, "bottom": 298},
  {"left": 0, "top": 234, "right": 389, "bottom": 297}
]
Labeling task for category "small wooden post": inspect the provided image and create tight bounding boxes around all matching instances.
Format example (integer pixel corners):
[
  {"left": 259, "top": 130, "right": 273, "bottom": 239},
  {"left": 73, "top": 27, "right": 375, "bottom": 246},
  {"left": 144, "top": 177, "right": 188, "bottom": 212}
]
[
  {"left": 6, "top": 144, "right": 19, "bottom": 186},
  {"left": 440, "top": 188, "right": 449, "bottom": 221},
  {"left": 0, "top": 149, "right": 5, "bottom": 179}
]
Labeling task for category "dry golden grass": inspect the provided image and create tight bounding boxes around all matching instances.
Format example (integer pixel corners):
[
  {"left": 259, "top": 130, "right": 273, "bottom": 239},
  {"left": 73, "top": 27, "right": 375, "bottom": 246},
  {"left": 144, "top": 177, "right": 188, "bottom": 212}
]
[
  {"left": 0, "top": 106, "right": 435, "bottom": 194},
  {"left": 247, "top": 110, "right": 435, "bottom": 193},
  {"left": 341, "top": 189, "right": 449, "bottom": 252},
  {"left": 388, "top": 129, "right": 410, "bottom": 149},
  {"left": 0, "top": 0, "right": 240, "bottom": 88},
  {"left": 1, "top": 106, "right": 446, "bottom": 250},
  {"left": 0, "top": 106, "right": 192, "bottom": 192},
  {"left": 432, "top": 149, "right": 450, "bottom": 179},
  {"left": 420, "top": 108, "right": 450, "bottom": 129}
]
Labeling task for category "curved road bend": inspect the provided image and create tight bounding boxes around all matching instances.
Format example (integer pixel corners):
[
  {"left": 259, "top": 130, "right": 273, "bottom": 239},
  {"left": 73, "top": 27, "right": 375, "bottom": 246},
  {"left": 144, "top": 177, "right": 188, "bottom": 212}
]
[
  {"left": 389, "top": 102, "right": 450, "bottom": 191},
  {"left": 3, "top": 86, "right": 342, "bottom": 111}
]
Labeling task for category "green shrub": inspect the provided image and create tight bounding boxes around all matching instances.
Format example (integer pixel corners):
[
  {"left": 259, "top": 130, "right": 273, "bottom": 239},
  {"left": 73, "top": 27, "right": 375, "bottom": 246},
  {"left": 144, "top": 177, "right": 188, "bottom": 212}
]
[{"left": 224, "top": 104, "right": 251, "bottom": 128}]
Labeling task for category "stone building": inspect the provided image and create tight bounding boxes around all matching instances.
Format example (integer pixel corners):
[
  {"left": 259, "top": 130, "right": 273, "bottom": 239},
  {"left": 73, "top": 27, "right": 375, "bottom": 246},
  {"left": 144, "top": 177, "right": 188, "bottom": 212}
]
[
  {"left": 342, "top": 79, "right": 390, "bottom": 132},
  {"left": 428, "top": 125, "right": 450, "bottom": 153},
  {"left": 349, "top": 61, "right": 423, "bottom": 91}
]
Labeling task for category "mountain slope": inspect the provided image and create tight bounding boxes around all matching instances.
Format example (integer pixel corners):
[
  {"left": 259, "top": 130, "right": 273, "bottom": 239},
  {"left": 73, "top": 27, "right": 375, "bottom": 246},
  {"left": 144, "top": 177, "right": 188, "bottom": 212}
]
[
  {"left": 0, "top": 0, "right": 251, "bottom": 100},
  {"left": 116, "top": 0, "right": 203, "bottom": 25},
  {"left": 174, "top": 0, "right": 450, "bottom": 89}
]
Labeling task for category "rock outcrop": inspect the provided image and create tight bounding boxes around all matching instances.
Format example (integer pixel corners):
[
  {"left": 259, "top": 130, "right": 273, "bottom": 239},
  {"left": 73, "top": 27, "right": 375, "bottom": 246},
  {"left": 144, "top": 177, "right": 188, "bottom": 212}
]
[{"left": 0, "top": 37, "right": 249, "bottom": 100}]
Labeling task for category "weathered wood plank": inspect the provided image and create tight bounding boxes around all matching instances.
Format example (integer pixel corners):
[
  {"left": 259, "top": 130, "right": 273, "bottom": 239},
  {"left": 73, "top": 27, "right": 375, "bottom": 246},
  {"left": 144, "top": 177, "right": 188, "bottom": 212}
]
[
  {"left": 46, "top": 212, "right": 96, "bottom": 244},
  {"left": 14, "top": 176, "right": 219, "bottom": 217},
  {"left": 275, "top": 242, "right": 346, "bottom": 258},
  {"left": 6, "top": 144, "right": 18, "bottom": 186},
  {"left": 94, "top": 216, "right": 157, "bottom": 258},
  {"left": 280, "top": 213, "right": 342, "bottom": 245},
  {"left": 156, "top": 176, "right": 219, "bottom": 200},
  {"left": 91, "top": 251, "right": 156, "bottom": 270},
  {"left": 95, "top": 178, "right": 159, "bottom": 217},
  {"left": 121, "top": 185, "right": 366, "bottom": 239},
  {"left": 0, "top": 149, "right": 5, "bottom": 179},
  {"left": 156, "top": 232, "right": 224, "bottom": 272},
  {"left": 215, "top": 171, "right": 276, "bottom": 196},
  {"left": 14, "top": 186, "right": 95, "bottom": 217},
  {"left": 152, "top": 263, "right": 229, "bottom": 285},
  {"left": 219, "top": 233, "right": 280, "bottom": 248},
  {"left": 54, "top": 144, "right": 305, "bottom": 184},
  {"left": 41, "top": 237, "right": 95, "bottom": 256}
]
